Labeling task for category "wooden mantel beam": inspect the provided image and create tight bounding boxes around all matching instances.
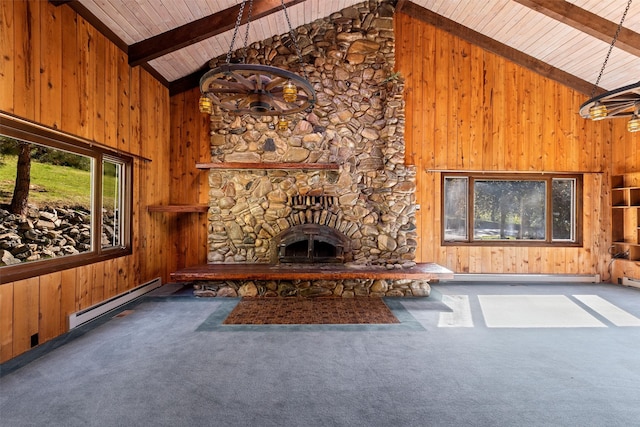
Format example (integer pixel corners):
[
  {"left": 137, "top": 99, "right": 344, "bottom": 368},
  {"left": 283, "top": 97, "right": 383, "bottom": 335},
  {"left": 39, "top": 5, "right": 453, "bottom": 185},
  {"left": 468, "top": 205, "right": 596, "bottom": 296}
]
[
  {"left": 170, "top": 262, "right": 454, "bottom": 282},
  {"left": 128, "top": 0, "right": 307, "bottom": 67},
  {"left": 514, "top": 0, "right": 640, "bottom": 58}
]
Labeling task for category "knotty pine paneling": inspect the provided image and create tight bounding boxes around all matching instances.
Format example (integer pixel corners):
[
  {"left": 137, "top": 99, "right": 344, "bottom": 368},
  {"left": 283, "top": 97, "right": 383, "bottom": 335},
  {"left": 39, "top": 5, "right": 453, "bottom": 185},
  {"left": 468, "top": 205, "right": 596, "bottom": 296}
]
[
  {"left": 396, "top": 12, "right": 610, "bottom": 277},
  {"left": 11, "top": 278, "right": 39, "bottom": 357},
  {"left": 0, "top": 0, "right": 170, "bottom": 363},
  {"left": 0, "top": 284, "right": 14, "bottom": 362},
  {"left": 40, "top": 3, "right": 62, "bottom": 130},
  {"left": 167, "top": 88, "right": 210, "bottom": 273},
  {"left": 0, "top": 1, "right": 14, "bottom": 113},
  {"left": 139, "top": 68, "right": 172, "bottom": 281},
  {"left": 38, "top": 272, "right": 63, "bottom": 343}
]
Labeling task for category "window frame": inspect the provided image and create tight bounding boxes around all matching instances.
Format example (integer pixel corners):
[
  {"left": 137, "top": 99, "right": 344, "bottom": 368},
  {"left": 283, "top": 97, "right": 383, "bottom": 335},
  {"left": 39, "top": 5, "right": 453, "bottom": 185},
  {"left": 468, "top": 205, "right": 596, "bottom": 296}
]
[
  {"left": 0, "top": 113, "right": 133, "bottom": 284},
  {"left": 101, "top": 155, "right": 130, "bottom": 250},
  {"left": 441, "top": 172, "right": 583, "bottom": 247}
]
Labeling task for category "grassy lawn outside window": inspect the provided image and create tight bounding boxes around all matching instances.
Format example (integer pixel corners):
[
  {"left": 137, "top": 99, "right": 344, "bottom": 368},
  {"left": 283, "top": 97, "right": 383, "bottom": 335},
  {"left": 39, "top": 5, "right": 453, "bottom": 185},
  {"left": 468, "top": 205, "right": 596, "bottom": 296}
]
[{"left": 0, "top": 113, "right": 132, "bottom": 283}]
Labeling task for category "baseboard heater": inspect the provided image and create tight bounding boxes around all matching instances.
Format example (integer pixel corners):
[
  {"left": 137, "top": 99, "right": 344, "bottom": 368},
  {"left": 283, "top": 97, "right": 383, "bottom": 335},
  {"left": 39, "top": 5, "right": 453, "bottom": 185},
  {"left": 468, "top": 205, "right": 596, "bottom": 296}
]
[
  {"left": 448, "top": 274, "right": 601, "bottom": 283},
  {"left": 622, "top": 277, "right": 640, "bottom": 288},
  {"left": 68, "top": 277, "right": 162, "bottom": 329}
]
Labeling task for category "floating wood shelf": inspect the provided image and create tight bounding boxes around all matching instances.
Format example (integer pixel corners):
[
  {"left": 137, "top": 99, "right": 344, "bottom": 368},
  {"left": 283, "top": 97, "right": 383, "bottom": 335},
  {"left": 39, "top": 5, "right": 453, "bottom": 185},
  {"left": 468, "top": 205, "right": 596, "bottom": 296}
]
[
  {"left": 196, "top": 162, "right": 340, "bottom": 170},
  {"left": 147, "top": 204, "right": 209, "bottom": 213}
]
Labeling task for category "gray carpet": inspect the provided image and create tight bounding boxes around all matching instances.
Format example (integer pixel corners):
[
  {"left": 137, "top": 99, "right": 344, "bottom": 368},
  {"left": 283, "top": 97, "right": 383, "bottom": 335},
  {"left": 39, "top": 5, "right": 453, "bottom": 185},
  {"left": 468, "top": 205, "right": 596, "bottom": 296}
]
[{"left": 2, "top": 282, "right": 640, "bottom": 426}]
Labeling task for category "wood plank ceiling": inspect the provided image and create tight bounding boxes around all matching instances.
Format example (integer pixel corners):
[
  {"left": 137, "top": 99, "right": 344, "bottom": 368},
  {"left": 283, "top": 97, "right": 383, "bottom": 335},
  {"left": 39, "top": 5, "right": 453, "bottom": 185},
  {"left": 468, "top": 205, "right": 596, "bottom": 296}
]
[{"left": 61, "top": 0, "right": 640, "bottom": 95}]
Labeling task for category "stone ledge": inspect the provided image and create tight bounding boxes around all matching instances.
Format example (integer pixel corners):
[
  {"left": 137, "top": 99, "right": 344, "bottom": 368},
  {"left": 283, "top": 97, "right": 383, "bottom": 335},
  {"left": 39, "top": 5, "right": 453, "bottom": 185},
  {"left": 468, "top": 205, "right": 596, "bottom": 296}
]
[{"left": 192, "top": 277, "right": 433, "bottom": 298}]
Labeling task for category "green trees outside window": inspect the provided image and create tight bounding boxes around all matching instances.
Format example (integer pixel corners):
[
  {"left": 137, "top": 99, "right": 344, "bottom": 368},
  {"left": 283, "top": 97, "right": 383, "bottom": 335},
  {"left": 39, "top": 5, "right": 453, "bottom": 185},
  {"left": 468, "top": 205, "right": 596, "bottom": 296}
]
[{"left": 443, "top": 174, "right": 581, "bottom": 246}]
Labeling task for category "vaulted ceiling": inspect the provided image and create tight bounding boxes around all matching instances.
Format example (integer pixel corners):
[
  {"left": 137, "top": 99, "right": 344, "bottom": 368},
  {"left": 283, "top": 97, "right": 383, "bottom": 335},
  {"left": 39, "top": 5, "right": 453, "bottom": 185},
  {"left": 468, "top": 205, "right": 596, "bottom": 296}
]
[{"left": 53, "top": 0, "right": 640, "bottom": 96}]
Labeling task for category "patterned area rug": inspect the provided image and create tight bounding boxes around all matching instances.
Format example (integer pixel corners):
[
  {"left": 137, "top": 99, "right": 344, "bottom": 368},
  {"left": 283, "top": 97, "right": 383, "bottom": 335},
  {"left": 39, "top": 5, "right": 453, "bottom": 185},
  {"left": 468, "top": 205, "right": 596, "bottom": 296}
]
[{"left": 223, "top": 297, "right": 400, "bottom": 325}]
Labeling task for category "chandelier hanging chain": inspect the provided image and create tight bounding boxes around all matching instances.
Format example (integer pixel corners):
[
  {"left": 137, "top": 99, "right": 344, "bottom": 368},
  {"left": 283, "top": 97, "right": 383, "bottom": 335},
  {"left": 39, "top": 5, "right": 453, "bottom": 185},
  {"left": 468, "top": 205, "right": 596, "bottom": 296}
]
[
  {"left": 281, "top": 0, "right": 309, "bottom": 80},
  {"left": 241, "top": 0, "right": 254, "bottom": 63},
  {"left": 225, "top": 0, "right": 248, "bottom": 65},
  {"left": 590, "top": 0, "right": 633, "bottom": 99}
]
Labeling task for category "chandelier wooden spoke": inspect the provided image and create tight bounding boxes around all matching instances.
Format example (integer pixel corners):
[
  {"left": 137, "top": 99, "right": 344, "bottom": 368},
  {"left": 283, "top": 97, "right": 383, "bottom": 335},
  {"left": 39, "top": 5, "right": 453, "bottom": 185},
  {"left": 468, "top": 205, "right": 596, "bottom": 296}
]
[
  {"left": 198, "top": 0, "right": 316, "bottom": 122},
  {"left": 200, "top": 64, "right": 316, "bottom": 116},
  {"left": 579, "top": 81, "right": 640, "bottom": 119}
]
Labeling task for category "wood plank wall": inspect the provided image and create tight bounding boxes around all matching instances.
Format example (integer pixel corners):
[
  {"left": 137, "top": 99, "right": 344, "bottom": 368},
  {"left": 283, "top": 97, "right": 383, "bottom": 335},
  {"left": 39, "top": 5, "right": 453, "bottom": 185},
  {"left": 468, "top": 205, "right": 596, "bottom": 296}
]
[
  {"left": 395, "top": 11, "right": 615, "bottom": 277},
  {"left": 167, "top": 88, "right": 210, "bottom": 270},
  {"left": 0, "top": 1, "right": 171, "bottom": 363}
]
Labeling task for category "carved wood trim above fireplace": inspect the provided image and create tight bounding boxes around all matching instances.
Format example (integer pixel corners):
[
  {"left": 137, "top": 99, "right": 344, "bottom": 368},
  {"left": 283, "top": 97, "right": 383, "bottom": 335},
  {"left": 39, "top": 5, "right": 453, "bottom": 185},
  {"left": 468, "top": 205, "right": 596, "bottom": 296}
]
[{"left": 272, "top": 224, "right": 352, "bottom": 264}]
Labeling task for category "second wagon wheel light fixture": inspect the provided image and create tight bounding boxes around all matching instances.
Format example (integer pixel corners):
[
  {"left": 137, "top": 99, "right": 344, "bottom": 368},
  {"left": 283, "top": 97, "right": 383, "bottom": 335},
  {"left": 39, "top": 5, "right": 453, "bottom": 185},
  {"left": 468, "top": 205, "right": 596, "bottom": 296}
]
[
  {"left": 579, "top": 0, "right": 640, "bottom": 132},
  {"left": 198, "top": 0, "right": 316, "bottom": 130}
]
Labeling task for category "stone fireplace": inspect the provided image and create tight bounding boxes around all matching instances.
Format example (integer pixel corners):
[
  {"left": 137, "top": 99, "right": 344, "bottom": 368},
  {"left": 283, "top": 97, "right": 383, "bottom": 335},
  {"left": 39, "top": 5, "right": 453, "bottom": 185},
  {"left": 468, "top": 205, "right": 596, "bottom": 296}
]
[{"left": 193, "top": 0, "right": 429, "bottom": 297}]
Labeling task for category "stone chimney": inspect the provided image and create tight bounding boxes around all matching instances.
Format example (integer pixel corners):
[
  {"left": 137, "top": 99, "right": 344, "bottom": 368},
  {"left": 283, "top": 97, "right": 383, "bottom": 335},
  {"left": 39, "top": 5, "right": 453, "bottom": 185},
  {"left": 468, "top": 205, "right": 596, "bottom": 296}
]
[{"left": 204, "top": 0, "right": 417, "bottom": 269}]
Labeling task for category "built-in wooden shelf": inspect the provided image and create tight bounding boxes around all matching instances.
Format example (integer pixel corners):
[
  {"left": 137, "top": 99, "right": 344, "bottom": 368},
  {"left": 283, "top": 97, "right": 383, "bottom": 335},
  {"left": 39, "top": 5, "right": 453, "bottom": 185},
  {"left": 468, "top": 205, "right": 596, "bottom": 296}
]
[
  {"left": 611, "top": 173, "right": 640, "bottom": 268},
  {"left": 196, "top": 162, "right": 340, "bottom": 170},
  {"left": 147, "top": 204, "right": 209, "bottom": 213}
]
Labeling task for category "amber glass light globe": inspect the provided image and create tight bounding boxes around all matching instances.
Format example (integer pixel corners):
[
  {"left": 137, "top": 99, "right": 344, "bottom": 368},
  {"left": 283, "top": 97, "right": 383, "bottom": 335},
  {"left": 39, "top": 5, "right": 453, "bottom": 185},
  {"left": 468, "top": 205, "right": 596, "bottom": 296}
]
[
  {"left": 277, "top": 117, "right": 289, "bottom": 131},
  {"left": 283, "top": 81, "right": 298, "bottom": 103},
  {"left": 627, "top": 115, "right": 640, "bottom": 132},
  {"left": 589, "top": 103, "right": 608, "bottom": 120},
  {"left": 199, "top": 95, "right": 213, "bottom": 115}
]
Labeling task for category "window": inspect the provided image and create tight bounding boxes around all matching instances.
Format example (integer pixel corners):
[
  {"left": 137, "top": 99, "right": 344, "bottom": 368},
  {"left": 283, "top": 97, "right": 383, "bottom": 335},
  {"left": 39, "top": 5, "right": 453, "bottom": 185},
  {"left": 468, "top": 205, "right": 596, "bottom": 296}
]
[
  {"left": 443, "top": 173, "right": 581, "bottom": 246},
  {"left": 0, "top": 113, "right": 132, "bottom": 283},
  {"left": 102, "top": 157, "right": 127, "bottom": 249}
]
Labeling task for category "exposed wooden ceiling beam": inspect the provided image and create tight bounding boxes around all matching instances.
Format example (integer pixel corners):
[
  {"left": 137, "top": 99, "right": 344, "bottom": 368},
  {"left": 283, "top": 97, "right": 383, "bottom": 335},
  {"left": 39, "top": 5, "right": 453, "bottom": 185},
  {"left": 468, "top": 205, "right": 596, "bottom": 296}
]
[
  {"left": 514, "top": 0, "right": 640, "bottom": 57},
  {"left": 129, "top": 0, "right": 307, "bottom": 67},
  {"left": 397, "top": 1, "right": 602, "bottom": 95}
]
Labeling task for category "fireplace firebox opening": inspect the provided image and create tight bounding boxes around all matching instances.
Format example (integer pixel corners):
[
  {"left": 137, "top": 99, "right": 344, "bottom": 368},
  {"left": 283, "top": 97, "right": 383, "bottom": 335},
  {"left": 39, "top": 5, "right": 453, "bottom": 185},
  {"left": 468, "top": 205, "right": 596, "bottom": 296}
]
[{"left": 273, "top": 224, "right": 352, "bottom": 264}]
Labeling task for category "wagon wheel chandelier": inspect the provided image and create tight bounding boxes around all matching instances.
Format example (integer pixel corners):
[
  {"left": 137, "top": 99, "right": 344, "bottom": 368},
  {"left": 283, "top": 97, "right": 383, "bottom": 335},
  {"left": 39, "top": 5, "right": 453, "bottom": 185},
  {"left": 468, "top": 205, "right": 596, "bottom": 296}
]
[
  {"left": 198, "top": 0, "right": 316, "bottom": 129},
  {"left": 579, "top": 0, "right": 640, "bottom": 132}
]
